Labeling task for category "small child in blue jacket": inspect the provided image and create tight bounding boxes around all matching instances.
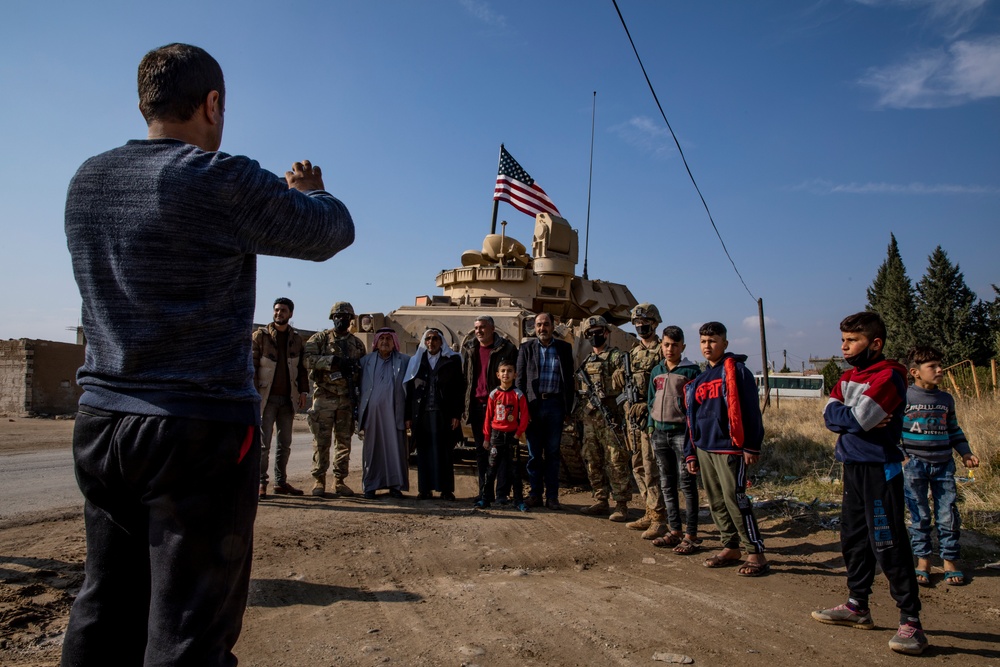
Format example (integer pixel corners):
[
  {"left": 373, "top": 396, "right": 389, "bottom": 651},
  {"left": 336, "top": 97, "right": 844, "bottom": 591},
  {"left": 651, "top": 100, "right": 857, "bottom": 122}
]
[{"left": 901, "top": 345, "right": 979, "bottom": 586}]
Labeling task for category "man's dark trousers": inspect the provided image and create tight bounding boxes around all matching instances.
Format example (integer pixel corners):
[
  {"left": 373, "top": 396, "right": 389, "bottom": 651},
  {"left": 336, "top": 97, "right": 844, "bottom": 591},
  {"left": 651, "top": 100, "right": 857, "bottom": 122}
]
[
  {"left": 525, "top": 396, "right": 564, "bottom": 502},
  {"left": 61, "top": 407, "right": 259, "bottom": 667}
]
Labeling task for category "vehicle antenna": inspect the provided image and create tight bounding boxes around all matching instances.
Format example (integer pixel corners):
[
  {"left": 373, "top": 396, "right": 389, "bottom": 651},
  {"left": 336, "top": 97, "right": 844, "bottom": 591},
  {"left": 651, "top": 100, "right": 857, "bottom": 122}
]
[{"left": 583, "top": 92, "right": 596, "bottom": 280}]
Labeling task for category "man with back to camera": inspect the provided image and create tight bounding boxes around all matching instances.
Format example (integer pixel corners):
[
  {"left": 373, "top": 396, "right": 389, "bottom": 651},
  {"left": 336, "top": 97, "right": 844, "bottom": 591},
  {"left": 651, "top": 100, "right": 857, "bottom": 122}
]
[{"left": 62, "top": 43, "right": 355, "bottom": 666}]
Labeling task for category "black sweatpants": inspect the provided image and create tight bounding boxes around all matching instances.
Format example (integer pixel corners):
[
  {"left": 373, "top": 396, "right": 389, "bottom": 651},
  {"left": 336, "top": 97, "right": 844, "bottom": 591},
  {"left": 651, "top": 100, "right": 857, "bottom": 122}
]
[
  {"left": 61, "top": 407, "right": 259, "bottom": 667},
  {"left": 840, "top": 462, "right": 920, "bottom": 621}
]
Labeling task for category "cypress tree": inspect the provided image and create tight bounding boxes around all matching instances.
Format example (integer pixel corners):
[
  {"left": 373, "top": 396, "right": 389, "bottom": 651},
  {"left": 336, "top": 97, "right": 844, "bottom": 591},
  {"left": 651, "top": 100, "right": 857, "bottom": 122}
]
[
  {"left": 866, "top": 233, "right": 916, "bottom": 360},
  {"left": 914, "top": 247, "right": 988, "bottom": 365}
]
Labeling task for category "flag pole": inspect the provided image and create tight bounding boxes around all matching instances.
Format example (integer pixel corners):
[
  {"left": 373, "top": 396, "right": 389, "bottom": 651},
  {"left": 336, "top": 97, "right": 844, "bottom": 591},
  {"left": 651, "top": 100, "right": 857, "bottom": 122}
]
[
  {"left": 490, "top": 143, "right": 503, "bottom": 235},
  {"left": 583, "top": 92, "right": 596, "bottom": 280}
]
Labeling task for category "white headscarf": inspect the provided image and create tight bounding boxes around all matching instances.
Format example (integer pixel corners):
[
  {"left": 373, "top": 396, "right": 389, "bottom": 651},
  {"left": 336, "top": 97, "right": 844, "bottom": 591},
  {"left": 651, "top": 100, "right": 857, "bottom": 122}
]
[{"left": 403, "top": 328, "right": 457, "bottom": 383}]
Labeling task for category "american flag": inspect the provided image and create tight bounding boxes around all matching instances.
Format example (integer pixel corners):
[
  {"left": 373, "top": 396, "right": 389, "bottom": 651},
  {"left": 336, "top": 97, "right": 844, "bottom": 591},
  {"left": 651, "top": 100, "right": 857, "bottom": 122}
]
[{"left": 493, "top": 145, "right": 561, "bottom": 218}]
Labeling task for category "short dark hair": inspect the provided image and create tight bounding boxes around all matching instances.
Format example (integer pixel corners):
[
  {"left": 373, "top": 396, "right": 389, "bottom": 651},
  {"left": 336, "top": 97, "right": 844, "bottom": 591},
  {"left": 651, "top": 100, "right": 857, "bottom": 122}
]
[
  {"left": 497, "top": 359, "right": 516, "bottom": 371},
  {"left": 138, "top": 43, "right": 225, "bottom": 123},
  {"left": 661, "top": 325, "right": 684, "bottom": 343},
  {"left": 906, "top": 345, "right": 943, "bottom": 368},
  {"left": 840, "top": 311, "right": 886, "bottom": 343},
  {"left": 699, "top": 321, "right": 727, "bottom": 338},
  {"left": 535, "top": 311, "right": 553, "bottom": 326},
  {"left": 273, "top": 297, "right": 294, "bottom": 312}
]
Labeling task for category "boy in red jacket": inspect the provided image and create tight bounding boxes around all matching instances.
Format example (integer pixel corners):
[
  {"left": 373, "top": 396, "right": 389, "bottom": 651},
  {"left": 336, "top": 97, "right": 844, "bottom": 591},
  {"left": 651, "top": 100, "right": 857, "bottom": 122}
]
[{"left": 479, "top": 360, "right": 530, "bottom": 511}]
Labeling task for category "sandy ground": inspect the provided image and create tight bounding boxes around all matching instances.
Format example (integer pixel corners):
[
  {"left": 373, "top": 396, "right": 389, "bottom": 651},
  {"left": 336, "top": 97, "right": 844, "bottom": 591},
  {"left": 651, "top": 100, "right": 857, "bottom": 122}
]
[{"left": 2, "top": 417, "right": 1000, "bottom": 667}]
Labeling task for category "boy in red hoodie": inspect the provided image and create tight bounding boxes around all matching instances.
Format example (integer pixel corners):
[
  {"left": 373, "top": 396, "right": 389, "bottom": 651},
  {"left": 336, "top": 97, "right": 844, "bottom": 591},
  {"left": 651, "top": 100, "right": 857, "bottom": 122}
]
[
  {"left": 479, "top": 360, "right": 530, "bottom": 512},
  {"left": 812, "top": 311, "right": 926, "bottom": 656}
]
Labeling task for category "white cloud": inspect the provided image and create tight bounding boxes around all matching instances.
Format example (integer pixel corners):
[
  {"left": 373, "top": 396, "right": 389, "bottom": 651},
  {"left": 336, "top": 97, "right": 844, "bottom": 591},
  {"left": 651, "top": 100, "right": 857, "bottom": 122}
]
[
  {"left": 860, "top": 36, "right": 1000, "bottom": 108},
  {"left": 609, "top": 116, "right": 677, "bottom": 158},
  {"left": 459, "top": 0, "right": 506, "bottom": 28},
  {"left": 791, "top": 178, "right": 1000, "bottom": 194},
  {"left": 743, "top": 315, "right": 778, "bottom": 330}
]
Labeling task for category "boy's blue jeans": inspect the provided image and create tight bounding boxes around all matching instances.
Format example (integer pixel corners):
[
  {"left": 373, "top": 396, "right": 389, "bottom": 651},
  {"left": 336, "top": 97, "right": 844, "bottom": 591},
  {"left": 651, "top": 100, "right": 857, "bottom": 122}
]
[{"left": 903, "top": 457, "right": 961, "bottom": 562}]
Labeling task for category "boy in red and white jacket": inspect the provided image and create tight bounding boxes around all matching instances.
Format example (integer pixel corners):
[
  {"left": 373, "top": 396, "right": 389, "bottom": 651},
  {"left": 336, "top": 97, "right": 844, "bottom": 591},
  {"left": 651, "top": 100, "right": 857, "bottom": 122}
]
[{"left": 479, "top": 360, "right": 530, "bottom": 511}]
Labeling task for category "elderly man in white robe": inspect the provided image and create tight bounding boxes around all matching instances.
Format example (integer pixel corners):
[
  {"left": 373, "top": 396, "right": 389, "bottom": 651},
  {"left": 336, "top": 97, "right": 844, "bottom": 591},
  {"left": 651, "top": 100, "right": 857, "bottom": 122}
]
[{"left": 358, "top": 328, "right": 411, "bottom": 499}]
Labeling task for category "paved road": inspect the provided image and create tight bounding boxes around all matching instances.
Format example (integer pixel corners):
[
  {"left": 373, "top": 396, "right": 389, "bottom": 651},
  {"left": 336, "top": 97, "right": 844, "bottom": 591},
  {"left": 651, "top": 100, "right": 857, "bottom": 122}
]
[{"left": 0, "top": 433, "right": 363, "bottom": 522}]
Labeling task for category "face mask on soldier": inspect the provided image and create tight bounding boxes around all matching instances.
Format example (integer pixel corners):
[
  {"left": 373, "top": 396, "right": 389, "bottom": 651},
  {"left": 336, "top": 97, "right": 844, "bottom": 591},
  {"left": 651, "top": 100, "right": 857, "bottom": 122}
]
[
  {"left": 333, "top": 315, "right": 351, "bottom": 333},
  {"left": 634, "top": 323, "right": 653, "bottom": 338}
]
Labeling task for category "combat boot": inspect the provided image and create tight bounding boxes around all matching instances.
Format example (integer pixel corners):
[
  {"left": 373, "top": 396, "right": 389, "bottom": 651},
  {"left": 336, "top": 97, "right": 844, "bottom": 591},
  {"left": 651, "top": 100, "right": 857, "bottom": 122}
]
[
  {"left": 626, "top": 509, "right": 652, "bottom": 531},
  {"left": 581, "top": 499, "right": 610, "bottom": 516},
  {"left": 642, "top": 521, "right": 669, "bottom": 540},
  {"left": 334, "top": 480, "right": 355, "bottom": 497},
  {"left": 609, "top": 502, "right": 630, "bottom": 522},
  {"left": 311, "top": 475, "right": 326, "bottom": 497}
]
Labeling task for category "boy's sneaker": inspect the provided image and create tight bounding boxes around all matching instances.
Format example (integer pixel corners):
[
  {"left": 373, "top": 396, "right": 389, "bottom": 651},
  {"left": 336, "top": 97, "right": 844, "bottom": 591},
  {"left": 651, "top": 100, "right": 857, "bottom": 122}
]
[
  {"left": 516, "top": 502, "right": 529, "bottom": 513},
  {"left": 889, "top": 623, "right": 928, "bottom": 655},
  {"left": 475, "top": 500, "right": 490, "bottom": 509},
  {"left": 810, "top": 603, "right": 874, "bottom": 629}
]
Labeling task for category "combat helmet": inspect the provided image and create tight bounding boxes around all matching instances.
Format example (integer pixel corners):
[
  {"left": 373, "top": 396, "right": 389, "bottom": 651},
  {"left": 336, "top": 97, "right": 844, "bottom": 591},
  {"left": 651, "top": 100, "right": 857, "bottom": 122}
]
[
  {"left": 631, "top": 303, "right": 662, "bottom": 325},
  {"left": 329, "top": 302, "right": 355, "bottom": 319},
  {"left": 584, "top": 315, "right": 610, "bottom": 331}
]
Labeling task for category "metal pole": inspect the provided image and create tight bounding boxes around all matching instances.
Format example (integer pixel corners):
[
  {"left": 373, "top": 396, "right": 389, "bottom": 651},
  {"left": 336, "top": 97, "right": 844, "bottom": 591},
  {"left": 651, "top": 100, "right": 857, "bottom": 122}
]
[
  {"left": 759, "top": 298, "right": 770, "bottom": 410},
  {"left": 583, "top": 91, "right": 596, "bottom": 280},
  {"left": 491, "top": 144, "right": 503, "bottom": 234}
]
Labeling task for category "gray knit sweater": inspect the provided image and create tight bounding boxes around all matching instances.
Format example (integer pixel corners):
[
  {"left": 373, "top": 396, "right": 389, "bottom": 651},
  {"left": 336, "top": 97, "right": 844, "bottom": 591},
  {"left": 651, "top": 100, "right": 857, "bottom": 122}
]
[{"left": 65, "top": 139, "right": 355, "bottom": 423}]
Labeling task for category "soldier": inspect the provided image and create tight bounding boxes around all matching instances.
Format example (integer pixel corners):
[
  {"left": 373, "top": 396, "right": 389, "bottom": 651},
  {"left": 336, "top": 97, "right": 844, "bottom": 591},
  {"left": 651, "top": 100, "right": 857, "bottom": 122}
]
[
  {"left": 578, "top": 316, "right": 633, "bottom": 522},
  {"left": 623, "top": 303, "right": 669, "bottom": 539},
  {"left": 304, "top": 302, "right": 367, "bottom": 497},
  {"left": 253, "top": 297, "right": 310, "bottom": 498}
]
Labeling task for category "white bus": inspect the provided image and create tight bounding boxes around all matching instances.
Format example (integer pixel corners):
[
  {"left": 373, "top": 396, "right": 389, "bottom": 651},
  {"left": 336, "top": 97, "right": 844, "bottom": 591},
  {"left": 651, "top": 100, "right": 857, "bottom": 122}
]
[{"left": 755, "top": 373, "right": 824, "bottom": 399}]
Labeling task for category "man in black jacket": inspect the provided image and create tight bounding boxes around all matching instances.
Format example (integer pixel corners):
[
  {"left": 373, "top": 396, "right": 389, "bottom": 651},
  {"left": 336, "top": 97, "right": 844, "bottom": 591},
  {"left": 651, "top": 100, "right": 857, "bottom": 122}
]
[
  {"left": 462, "top": 315, "right": 518, "bottom": 501},
  {"left": 516, "top": 312, "right": 575, "bottom": 509}
]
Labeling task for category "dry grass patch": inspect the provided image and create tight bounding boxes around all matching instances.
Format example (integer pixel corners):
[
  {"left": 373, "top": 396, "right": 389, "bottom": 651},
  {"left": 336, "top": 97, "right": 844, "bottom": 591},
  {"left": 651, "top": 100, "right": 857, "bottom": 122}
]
[{"left": 756, "top": 396, "right": 1000, "bottom": 543}]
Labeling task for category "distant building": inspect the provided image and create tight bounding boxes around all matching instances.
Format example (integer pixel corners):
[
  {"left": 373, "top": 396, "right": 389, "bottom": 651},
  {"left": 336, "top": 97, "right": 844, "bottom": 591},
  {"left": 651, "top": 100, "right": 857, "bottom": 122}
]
[
  {"left": 809, "top": 356, "right": 849, "bottom": 372},
  {"left": 0, "top": 339, "right": 84, "bottom": 416}
]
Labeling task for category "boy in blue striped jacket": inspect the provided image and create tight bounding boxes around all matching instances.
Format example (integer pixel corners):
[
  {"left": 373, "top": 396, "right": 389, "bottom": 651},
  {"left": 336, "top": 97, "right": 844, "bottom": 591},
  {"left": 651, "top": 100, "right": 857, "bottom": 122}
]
[{"left": 901, "top": 345, "right": 979, "bottom": 587}]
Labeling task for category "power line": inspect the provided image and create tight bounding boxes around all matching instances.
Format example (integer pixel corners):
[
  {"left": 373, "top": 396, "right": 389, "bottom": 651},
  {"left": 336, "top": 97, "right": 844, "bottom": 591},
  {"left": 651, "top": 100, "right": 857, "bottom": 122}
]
[{"left": 612, "top": 0, "right": 756, "bottom": 302}]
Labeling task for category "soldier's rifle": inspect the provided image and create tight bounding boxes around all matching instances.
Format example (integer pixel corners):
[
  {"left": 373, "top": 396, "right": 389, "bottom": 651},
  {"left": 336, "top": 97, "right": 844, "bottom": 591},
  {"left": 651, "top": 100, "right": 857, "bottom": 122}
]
[
  {"left": 620, "top": 352, "right": 643, "bottom": 450},
  {"left": 576, "top": 361, "right": 627, "bottom": 450}
]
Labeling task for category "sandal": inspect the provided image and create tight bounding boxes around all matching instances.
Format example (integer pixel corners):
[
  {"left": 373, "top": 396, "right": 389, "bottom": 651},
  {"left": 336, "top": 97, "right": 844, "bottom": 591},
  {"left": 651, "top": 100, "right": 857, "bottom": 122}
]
[
  {"left": 914, "top": 569, "right": 931, "bottom": 586},
  {"left": 673, "top": 538, "right": 701, "bottom": 555},
  {"left": 943, "top": 570, "right": 966, "bottom": 586},
  {"left": 651, "top": 534, "right": 681, "bottom": 549},
  {"left": 703, "top": 553, "right": 742, "bottom": 568},
  {"left": 738, "top": 561, "right": 771, "bottom": 577}
]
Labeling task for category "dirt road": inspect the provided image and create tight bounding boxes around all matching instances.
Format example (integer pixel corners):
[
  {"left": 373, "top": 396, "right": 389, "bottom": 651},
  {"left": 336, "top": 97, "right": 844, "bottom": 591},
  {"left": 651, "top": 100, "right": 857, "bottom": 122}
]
[{"left": 2, "top": 418, "right": 999, "bottom": 666}]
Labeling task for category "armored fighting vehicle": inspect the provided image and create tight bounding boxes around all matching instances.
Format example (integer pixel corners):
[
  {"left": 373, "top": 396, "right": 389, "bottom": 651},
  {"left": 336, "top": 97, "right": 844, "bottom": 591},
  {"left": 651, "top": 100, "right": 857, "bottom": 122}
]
[{"left": 349, "top": 212, "right": 639, "bottom": 480}]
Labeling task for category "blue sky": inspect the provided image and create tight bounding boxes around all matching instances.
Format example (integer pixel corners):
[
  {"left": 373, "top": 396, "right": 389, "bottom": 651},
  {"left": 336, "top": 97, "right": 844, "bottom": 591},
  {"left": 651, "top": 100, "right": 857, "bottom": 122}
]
[{"left": 1, "top": 0, "right": 998, "bottom": 372}]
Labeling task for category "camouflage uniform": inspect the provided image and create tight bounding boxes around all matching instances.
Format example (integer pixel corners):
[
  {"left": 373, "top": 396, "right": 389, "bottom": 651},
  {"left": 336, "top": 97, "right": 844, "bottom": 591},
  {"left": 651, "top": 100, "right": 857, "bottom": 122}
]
[
  {"left": 580, "top": 347, "right": 632, "bottom": 503},
  {"left": 626, "top": 336, "right": 666, "bottom": 523},
  {"left": 304, "top": 328, "right": 366, "bottom": 492}
]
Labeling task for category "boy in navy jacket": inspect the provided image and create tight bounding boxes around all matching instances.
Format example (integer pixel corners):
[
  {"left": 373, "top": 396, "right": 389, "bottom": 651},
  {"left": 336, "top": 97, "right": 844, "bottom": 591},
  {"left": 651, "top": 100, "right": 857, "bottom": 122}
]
[
  {"left": 684, "top": 322, "right": 768, "bottom": 576},
  {"left": 812, "top": 311, "right": 926, "bottom": 656}
]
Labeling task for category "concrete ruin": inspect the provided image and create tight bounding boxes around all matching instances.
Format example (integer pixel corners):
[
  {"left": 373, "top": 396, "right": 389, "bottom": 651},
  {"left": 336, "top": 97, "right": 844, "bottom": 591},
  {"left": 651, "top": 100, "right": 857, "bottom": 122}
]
[{"left": 0, "top": 339, "right": 84, "bottom": 417}]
